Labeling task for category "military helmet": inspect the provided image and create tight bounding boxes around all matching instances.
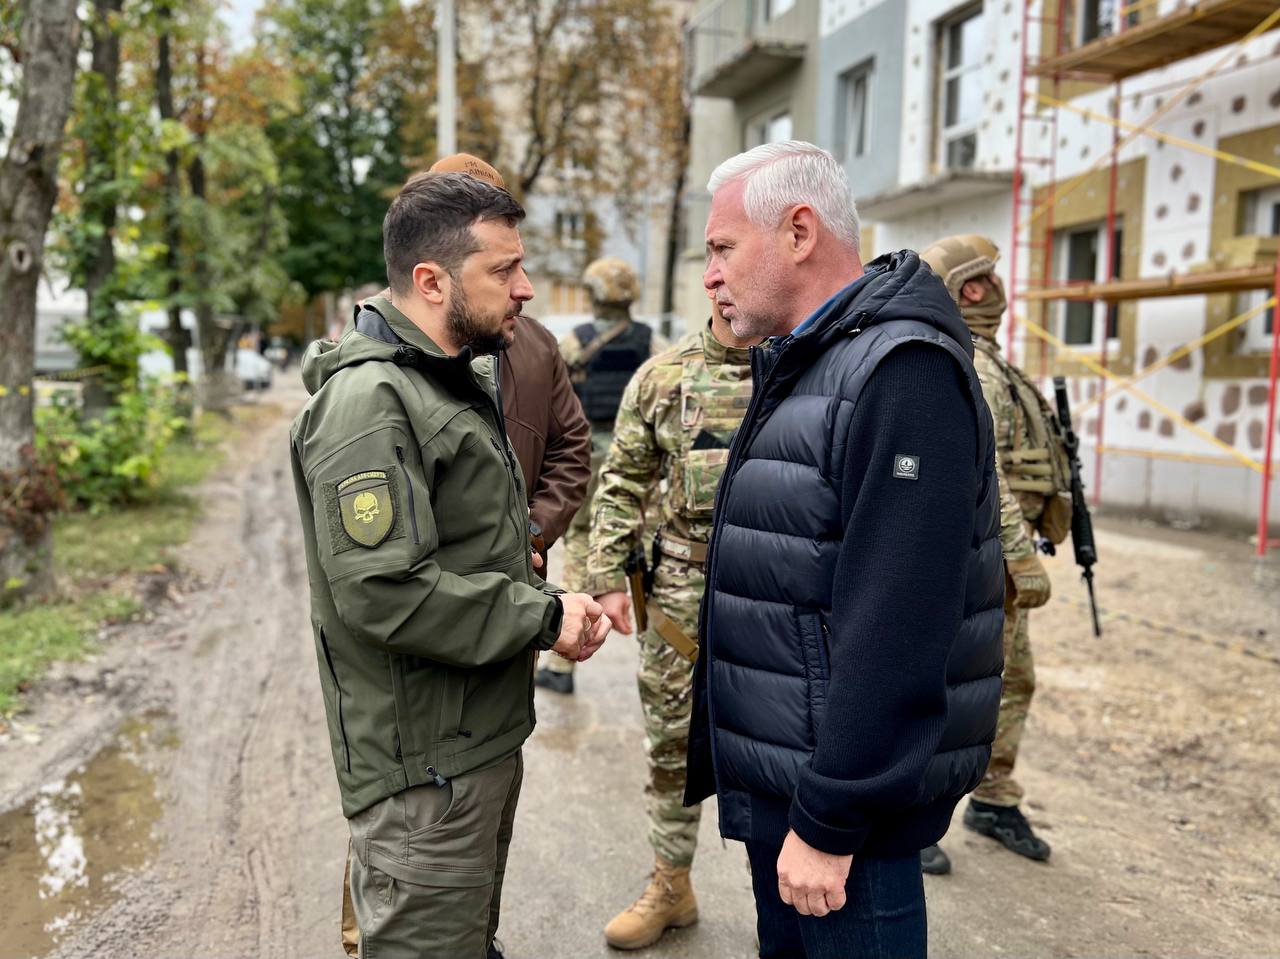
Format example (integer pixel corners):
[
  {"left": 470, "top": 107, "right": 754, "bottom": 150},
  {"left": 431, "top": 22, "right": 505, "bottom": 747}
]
[
  {"left": 919, "top": 234, "right": 1000, "bottom": 303},
  {"left": 582, "top": 257, "right": 640, "bottom": 305}
]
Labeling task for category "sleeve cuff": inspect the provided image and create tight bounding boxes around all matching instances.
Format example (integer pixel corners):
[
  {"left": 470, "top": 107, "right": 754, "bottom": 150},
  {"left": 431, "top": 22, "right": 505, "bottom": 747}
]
[
  {"left": 534, "top": 595, "right": 563, "bottom": 651},
  {"left": 788, "top": 790, "right": 873, "bottom": 857},
  {"left": 584, "top": 574, "right": 627, "bottom": 597}
]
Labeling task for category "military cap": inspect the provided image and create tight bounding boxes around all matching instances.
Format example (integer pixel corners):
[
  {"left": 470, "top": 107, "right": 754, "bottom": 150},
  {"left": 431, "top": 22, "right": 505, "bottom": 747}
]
[
  {"left": 919, "top": 234, "right": 1000, "bottom": 303},
  {"left": 582, "top": 257, "right": 640, "bottom": 305}
]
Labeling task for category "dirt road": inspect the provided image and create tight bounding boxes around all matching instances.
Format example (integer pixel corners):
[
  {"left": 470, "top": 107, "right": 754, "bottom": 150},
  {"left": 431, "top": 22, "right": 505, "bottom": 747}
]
[{"left": 2, "top": 376, "right": 1277, "bottom": 959}]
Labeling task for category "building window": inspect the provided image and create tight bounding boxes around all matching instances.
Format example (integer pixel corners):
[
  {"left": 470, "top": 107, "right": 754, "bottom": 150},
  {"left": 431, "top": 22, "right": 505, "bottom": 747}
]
[
  {"left": 746, "top": 109, "right": 793, "bottom": 149},
  {"left": 1053, "top": 220, "right": 1123, "bottom": 349},
  {"left": 838, "top": 61, "right": 873, "bottom": 165},
  {"left": 937, "top": 5, "right": 984, "bottom": 171},
  {"left": 1238, "top": 184, "right": 1280, "bottom": 351},
  {"left": 554, "top": 210, "right": 590, "bottom": 249},
  {"left": 1079, "top": 0, "right": 1138, "bottom": 44},
  {"left": 763, "top": 0, "right": 795, "bottom": 21}
]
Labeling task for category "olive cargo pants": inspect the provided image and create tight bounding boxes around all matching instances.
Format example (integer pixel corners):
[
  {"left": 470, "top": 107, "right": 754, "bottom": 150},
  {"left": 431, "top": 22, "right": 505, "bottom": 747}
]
[{"left": 341, "top": 750, "right": 523, "bottom": 958}]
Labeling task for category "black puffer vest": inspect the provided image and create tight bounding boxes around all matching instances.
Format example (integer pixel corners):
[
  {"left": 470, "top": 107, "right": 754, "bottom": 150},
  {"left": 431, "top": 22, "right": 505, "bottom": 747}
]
[
  {"left": 686, "top": 251, "right": 1004, "bottom": 850},
  {"left": 571, "top": 321, "right": 652, "bottom": 425}
]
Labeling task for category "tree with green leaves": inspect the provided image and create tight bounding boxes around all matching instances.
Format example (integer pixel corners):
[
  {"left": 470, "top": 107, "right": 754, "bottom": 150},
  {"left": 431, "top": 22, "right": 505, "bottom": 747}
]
[
  {"left": 258, "top": 0, "right": 409, "bottom": 299},
  {"left": 0, "top": 0, "right": 82, "bottom": 602}
]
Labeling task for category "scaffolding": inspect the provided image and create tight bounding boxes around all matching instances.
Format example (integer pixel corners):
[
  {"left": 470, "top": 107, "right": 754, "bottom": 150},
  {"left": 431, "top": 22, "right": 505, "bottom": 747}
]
[{"left": 1008, "top": 0, "right": 1280, "bottom": 556}]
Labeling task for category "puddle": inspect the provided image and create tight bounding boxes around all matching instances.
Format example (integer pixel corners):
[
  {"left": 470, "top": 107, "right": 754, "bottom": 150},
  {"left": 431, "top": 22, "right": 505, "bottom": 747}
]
[{"left": 0, "top": 712, "right": 176, "bottom": 959}]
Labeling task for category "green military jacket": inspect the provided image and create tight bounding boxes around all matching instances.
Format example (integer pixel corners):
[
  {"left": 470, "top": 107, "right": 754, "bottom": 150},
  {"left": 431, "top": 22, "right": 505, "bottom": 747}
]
[{"left": 290, "top": 296, "right": 562, "bottom": 818}]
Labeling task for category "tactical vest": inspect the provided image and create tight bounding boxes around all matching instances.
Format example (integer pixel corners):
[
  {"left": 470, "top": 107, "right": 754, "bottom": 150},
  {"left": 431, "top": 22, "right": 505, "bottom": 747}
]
[
  {"left": 988, "top": 347, "right": 1074, "bottom": 544},
  {"left": 674, "top": 339, "right": 753, "bottom": 524},
  {"left": 570, "top": 321, "right": 652, "bottom": 425}
]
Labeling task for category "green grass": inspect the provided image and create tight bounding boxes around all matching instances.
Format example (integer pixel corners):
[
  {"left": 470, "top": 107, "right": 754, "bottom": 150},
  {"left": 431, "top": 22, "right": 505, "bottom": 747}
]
[{"left": 0, "top": 411, "right": 243, "bottom": 715}]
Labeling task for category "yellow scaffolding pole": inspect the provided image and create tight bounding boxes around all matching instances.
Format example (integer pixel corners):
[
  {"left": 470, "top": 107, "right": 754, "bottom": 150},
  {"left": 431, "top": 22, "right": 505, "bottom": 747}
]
[
  {"left": 1077, "top": 296, "right": 1277, "bottom": 413},
  {"left": 1018, "top": 314, "right": 1265, "bottom": 473},
  {"left": 1097, "top": 445, "right": 1249, "bottom": 468},
  {"left": 1037, "top": 91, "right": 1280, "bottom": 180},
  {"left": 1026, "top": 4, "right": 1280, "bottom": 228},
  {"left": 1115, "top": 0, "right": 1162, "bottom": 20}
]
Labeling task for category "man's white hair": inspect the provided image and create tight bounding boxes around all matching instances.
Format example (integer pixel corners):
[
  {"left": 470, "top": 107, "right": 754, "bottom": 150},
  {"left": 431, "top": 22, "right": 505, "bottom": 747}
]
[{"left": 707, "top": 140, "right": 860, "bottom": 253}]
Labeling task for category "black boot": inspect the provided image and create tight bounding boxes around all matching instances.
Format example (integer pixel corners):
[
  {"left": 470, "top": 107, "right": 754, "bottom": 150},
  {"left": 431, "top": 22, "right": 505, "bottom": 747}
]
[
  {"left": 963, "top": 799, "right": 1051, "bottom": 861},
  {"left": 533, "top": 667, "right": 574, "bottom": 695},
  {"left": 920, "top": 843, "right": 951, "bottom": 875},
  {"left": 487, "top": 938, "right": 506, "bottom": 959}
]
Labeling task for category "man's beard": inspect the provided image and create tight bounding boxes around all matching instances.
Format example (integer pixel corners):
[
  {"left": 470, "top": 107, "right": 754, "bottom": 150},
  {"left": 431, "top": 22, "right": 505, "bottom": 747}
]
[{"left": 447, "top": 285, "right": 512, "bottom": 355}]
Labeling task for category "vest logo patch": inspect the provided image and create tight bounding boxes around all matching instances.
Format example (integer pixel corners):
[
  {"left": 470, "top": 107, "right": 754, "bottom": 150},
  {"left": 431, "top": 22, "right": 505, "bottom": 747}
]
[{"left": 893, "top": 454, "right": 920, "bottom": 481}]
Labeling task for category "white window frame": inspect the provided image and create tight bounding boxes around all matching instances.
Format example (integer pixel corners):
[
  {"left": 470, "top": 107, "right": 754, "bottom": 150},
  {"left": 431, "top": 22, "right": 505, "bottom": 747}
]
[
  {"left": 937, "top": 4, "right": 984, "bottom": 172},
  {"left": 839, "top": 61, "right": 873, "bottom": 166},
  {"left": 1053, "top": 219, "right": 1123, "bottom": 353},
  {"left": 1240, "top": 185, "right": 1280, "bottom": 352}
]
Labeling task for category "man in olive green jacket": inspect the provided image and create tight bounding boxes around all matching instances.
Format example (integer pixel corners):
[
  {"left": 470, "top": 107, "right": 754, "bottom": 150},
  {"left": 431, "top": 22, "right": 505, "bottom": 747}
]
[{"left": 291, "top": 171, "right": 610, "bottom": 959}]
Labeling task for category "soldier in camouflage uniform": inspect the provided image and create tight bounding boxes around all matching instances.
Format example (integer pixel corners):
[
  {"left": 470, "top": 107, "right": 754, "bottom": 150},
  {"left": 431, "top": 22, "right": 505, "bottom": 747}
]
[
  {"left": 535, "top": 257, "right": 663, "bottom": 695},
  {"left": 586, "top": 293, "right": 758, "bottom": 950},
  {"left": 920, "top": 235, "right": 1067, "bottom": 875}
]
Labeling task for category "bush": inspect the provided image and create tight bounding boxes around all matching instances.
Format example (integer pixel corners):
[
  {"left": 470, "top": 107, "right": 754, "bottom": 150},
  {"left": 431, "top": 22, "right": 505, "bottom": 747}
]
[{"left": 36, "top": 383, "right": 188, "bottom": 511}]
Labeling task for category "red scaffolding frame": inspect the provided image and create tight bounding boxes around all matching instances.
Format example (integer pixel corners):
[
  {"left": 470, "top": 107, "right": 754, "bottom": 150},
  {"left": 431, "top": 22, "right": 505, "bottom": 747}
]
[{"left": 1007, "top": 0, "right": 1280, "bottom": 556}]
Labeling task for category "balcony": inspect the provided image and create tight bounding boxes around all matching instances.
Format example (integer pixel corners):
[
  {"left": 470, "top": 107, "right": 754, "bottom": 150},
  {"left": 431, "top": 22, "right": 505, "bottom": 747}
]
[
  {"left": 686, "top": 0, "right": 807, "bottom": 100},
  {"left": 856, "top": 170, "right": 1013, "bottom": 221}
]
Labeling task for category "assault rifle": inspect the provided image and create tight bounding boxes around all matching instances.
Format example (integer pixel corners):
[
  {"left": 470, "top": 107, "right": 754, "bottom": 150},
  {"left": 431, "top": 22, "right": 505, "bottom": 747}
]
[{"left": 1053, "top": 376, "right": 1102, "bottom": 637}]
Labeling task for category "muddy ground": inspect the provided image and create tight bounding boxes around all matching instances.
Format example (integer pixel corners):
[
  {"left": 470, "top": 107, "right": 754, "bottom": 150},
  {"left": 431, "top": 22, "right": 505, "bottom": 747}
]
[{"left": 1, "top": 374, "right": 1277, "bottom": 959}]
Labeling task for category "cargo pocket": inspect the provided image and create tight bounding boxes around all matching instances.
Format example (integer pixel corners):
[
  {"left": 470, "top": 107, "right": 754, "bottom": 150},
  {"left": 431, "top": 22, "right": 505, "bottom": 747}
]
[{"left": 683, "top": 447, "right": 730, "bottom": 518}]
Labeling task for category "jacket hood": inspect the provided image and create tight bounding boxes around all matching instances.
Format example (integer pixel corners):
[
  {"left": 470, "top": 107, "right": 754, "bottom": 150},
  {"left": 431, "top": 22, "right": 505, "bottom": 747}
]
[
  {"left": 300, "top": 297, "right": 483, "bottom": 396},
  {"left": 793, "top": 249, "right": 975, "bottom": 360},
  {"left": 300, "top": 330, "right": 408, "bottom": 396}
]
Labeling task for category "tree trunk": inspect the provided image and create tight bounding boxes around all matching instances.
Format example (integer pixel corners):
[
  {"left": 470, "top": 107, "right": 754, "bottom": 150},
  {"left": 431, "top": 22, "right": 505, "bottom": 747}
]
[
  {"left": 0, "top": 0, "right": 82, "bottom": 601},
  {"left": 186, "top": 147, "right": 236, "bottom": 411},
  {"left": 84, "top": 0, "right": 123, "bottom": 325},
  {"left": 156, "top": 4, "right": 188, "bottom": 376}
]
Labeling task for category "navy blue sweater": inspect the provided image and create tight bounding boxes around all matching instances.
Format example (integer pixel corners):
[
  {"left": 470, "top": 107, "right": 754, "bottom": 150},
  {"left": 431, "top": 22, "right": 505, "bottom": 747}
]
[
  {"left": 785, "top": 343, "right": 977, "bottom": 854},
  {"left": 685, "top": 251, "right": 1004, "bottom": 858}
]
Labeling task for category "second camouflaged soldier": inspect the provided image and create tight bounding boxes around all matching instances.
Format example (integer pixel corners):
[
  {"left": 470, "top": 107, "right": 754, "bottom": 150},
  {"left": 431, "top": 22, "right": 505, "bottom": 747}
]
[
  {"left": 534, "top": 257, "right": 661, "bottom": 695},
  {"left": 920, "top": 234, "right": 1074, "bottom": 875},
  {"left": 586, "top": 294, "right": 759, "bottom": 949}
]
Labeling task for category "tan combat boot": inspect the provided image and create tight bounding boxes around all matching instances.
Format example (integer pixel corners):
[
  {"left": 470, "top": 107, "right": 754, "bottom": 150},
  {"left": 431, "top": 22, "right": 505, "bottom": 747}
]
[{"left": 603, "top": 856, "right": 699, "bottom": 950}]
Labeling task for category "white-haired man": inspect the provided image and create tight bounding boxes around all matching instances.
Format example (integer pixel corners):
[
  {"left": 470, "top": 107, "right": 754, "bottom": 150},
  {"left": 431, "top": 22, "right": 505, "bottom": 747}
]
[{"left": 684, "top": 141, "right": 1005, "bottom": 957}]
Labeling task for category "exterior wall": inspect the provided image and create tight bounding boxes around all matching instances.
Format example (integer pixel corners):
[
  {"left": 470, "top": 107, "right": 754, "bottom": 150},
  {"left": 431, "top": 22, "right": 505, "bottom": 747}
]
[
  {"left": 874, "top": 190, "right": 1013, "bottom": 292},
  {"left": 897, "top": 0, "right": 1023, "bottom": 185},
  {"left": 817, "top": 0, "right": 905, "bottom": 200},
  {"left": 1016, "top": 24, "right": 1280, "bottom": 528},
  {"left": 680, "top": 0, "right": 824, "bottom": 333}
]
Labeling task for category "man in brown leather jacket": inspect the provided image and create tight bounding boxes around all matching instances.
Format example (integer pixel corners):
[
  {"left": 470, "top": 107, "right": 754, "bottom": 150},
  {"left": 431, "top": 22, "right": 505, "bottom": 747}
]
[{"left": 499, "top": 309, "right": 593, "bottom": 566}]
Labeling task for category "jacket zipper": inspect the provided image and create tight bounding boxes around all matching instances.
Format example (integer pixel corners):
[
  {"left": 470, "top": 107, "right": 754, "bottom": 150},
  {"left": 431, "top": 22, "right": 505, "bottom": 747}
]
[
  {"left": 395, "top": 446, "right": 421, "bottom": 545},
  {"left": 318, "top": 628, "right": 352, "bottom": 773},
  {"left": 697, "top": 340, "right": 785, "bottom": 797},
  {"left": 486, "top": 355, "right": 532, "bottom": 570}
]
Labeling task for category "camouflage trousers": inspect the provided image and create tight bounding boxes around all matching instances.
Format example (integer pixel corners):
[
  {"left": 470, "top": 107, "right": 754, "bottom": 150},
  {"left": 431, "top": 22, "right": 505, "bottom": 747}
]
[
  {"left": 544, "top": 442, "right": 607, "bottom": 676},
  {"left": 972, "top": 605, "right": 1035, "bottom": 807},
  {"left": 637, "top": 600, "right": 701, "bottom": 866}
]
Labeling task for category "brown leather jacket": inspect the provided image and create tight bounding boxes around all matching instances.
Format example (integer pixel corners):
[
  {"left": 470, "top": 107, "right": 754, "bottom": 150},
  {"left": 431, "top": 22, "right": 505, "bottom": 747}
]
[{"left": 499, "top": 317, "right": 592, "bottom": 555}]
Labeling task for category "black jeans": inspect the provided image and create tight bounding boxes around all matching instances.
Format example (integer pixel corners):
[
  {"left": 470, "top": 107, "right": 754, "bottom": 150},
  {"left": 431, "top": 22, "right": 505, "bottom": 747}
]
[{"left": 746, "top": 841, "right": 927, "bottom": 959}]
